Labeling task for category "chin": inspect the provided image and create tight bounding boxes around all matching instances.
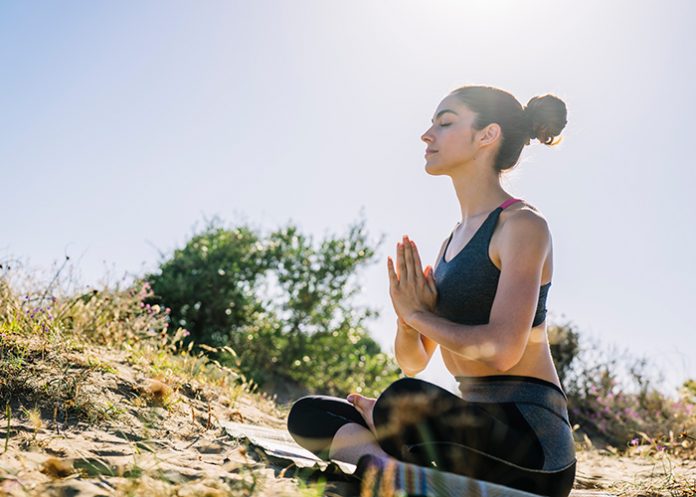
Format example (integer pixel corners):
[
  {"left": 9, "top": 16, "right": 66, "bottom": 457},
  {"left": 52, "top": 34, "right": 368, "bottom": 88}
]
[{"left": 425, "top": 161, "right": 451, "bottom": 176}]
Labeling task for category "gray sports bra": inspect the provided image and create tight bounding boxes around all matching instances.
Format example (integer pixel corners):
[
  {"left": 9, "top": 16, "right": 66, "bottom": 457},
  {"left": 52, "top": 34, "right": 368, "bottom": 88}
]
[{"left": 434, "top": 198, "right": 550, "bottom": 327}]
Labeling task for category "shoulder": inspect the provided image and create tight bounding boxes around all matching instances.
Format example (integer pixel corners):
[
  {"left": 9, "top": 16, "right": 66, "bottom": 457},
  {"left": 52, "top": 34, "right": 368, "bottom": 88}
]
[{"left": 498, "top": 202, "right": 552, "bottom": 251}]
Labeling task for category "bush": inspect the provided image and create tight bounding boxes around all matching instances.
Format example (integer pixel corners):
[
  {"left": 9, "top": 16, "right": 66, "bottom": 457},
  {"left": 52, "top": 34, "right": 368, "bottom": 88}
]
[
  {"left": 559, "top": 330, "right": 696, "bottom": 456},
  {"left": 547, "top": 317, "right": 581, "bottom": 388},
  {"left": 143, "top": 223, "right": 269, "bottom": 348},
  {"left": 143, "top": 216, "right": 401, "bottom": 397}
]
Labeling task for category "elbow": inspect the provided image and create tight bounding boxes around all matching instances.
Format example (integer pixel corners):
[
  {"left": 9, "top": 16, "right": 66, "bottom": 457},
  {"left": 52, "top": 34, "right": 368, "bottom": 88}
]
[{"left": 491, "top": 348, "right": 523, "bottom": 372}]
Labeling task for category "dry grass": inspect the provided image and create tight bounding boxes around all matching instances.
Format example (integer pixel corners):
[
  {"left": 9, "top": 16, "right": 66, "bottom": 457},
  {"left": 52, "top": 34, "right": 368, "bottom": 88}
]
[
  {"left": 0, "top": 270, "right": 309, "bottom": 496},
  {"left": 1, "top": 264, "right": 695, "bottom": 497}
]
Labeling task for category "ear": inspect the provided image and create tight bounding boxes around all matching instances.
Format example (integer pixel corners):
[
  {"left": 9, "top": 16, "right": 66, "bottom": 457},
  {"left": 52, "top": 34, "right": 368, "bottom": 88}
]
[{"left": 476, "top": 123, "right": 502, "bottom": 147}]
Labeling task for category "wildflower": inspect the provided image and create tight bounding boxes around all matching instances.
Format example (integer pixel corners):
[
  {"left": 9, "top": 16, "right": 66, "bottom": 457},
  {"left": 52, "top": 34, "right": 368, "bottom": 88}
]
[
  {"left": 182, "top": 329, "right": 191, "bottom": 337},
  {"left": 630, "top": 438, "right": 639, "bottom": 446}
]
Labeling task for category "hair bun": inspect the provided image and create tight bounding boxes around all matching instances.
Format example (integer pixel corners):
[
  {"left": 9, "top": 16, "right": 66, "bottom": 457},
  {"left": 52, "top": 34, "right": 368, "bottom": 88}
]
[{"left": 524, "top": 94, "right": 568, "bottom": 145}]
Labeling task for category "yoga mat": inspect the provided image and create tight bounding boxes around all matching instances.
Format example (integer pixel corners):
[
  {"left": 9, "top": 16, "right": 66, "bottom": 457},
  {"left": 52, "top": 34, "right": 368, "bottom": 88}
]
[
  {"left": 222, "top": 420, "right": 357, "bottom": 474},
  {"left": 222, "top": 421, "right": 615, "bottom": 496}
]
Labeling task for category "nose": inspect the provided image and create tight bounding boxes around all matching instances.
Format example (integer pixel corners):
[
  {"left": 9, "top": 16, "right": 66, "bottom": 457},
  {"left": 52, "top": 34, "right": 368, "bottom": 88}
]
[{"left": 421, "top": 126, "right": 434, "bottom": 144}]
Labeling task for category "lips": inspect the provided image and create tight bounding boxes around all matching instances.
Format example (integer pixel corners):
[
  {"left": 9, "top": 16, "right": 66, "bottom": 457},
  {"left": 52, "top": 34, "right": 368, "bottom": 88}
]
[{"left": 425, "top": 149, "right": 438, "bottom": 155}]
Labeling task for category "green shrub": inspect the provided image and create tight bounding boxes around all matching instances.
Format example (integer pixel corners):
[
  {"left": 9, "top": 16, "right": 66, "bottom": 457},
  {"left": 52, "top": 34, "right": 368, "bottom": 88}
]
[
  {"left": 547, "top": 318, "right": 581, "bottom": 388},
  {"left": 143, "top": 216, "right": 401, "bottom": 397},
  {"left": 143, "top": 222, "right": 269, "bottom": 348}
]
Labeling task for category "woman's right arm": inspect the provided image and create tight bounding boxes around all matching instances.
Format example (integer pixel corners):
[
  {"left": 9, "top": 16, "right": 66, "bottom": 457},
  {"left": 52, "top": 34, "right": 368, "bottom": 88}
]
[
  {"left": 394, "top": 317, "right": 437, "bottom": 376},
  {"left": 393, "top": 236, "right": 449, "bottom": 376}
]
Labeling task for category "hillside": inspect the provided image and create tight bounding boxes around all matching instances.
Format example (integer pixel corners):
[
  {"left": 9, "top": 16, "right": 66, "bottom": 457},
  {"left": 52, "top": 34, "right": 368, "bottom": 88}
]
[{"left": 1, "top": 279, "right": 695, "bottom": 496}]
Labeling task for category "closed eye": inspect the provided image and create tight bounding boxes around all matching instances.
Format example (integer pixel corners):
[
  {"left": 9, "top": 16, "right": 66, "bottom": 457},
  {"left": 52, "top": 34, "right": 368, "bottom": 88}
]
[{"left": 440, "top": 123, "right": 451, "bottom": 127}]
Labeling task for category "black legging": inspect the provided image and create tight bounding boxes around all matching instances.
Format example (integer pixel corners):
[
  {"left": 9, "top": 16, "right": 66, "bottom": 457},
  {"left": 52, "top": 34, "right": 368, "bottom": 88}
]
[{"left": 287, "top": 377, "right": 576, "bottom": 497}]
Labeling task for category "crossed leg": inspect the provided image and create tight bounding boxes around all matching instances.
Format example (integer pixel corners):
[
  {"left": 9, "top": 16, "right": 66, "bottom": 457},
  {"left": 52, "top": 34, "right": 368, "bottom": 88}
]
[{"left": 328, "top": 422, "right": 393, "bottom": 464}]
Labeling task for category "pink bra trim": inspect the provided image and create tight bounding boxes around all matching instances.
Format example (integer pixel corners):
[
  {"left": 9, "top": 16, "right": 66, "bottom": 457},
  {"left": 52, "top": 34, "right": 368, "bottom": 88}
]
[{"left": 499, "top": 198, "right": 523, "bottom": 210}]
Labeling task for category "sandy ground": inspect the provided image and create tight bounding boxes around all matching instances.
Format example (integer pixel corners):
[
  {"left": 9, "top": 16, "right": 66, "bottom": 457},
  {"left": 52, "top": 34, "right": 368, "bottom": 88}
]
[
  {"left": 0, "top": 345, "right": 301, "bottom": 496},
  {"left": 574, "top": 448, "right": 696, "bottom": 494},
  {"left": 0, "top": 345, "right": 694, "bottom": 496}
]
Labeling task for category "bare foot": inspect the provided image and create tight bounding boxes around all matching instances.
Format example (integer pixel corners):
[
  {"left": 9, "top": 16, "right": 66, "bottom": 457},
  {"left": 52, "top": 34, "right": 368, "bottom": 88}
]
[{"left": 346, "top": 393, "right": 377, "bottom": 436}]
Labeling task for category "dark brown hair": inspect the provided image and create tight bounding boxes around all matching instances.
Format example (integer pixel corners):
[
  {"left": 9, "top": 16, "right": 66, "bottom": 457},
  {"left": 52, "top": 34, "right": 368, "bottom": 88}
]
[{"left": 449, "top": 85, "right": 567, "bottom": 173}]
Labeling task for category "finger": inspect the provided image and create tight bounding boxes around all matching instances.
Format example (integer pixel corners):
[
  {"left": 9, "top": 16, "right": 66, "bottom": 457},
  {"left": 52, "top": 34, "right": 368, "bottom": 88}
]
[
  {"left": 395, "top": 243, "right": 401, "bottom": 280},
  {"left": 397, "top": 241, "right": 408, "bottom": 281},
  {"left": 426, "top": 266, "right": 438, "bottom": 294},
  {"left": 410, "top": 240, "right": 426, "bottom": 286},
  {"left": 403, "top": 236, "right": 415, "bottom": 281},
  {"left": 387, "top": 256, "right": 399, "bottom": 287}
]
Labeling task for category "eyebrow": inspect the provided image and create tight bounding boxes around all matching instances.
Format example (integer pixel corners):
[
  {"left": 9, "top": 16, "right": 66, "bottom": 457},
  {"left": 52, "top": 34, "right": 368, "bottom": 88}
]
[{"left": 431, "top": 109, "right": 458, "bottom": 123}]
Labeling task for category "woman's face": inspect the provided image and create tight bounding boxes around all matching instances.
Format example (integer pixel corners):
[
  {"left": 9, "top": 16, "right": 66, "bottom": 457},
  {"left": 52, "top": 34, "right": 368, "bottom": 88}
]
[{"left": 420, "top": 95, "right": 480, "bottom": 176}]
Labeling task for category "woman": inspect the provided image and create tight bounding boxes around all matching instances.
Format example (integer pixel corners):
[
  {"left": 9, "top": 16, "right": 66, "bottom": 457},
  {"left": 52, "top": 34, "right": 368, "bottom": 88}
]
[{"left": 286, "top": 85, "right": 575, "bottom": 497}]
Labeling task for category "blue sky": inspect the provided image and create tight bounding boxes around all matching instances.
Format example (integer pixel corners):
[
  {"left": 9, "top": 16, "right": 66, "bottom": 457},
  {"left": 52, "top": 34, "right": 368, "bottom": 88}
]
[{"left": 2, "top": 0, "right": 694, "bottom": 395}]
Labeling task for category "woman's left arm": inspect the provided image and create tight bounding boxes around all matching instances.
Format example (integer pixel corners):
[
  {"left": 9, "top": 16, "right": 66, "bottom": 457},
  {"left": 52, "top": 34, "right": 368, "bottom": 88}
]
[{"left": 398, "top": 213, "right": 551, "bottom": 372}]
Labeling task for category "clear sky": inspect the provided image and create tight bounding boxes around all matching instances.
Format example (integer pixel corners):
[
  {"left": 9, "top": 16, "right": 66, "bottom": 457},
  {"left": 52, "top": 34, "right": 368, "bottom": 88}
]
[{"left": 2, "top": 1, "right": 695, "bottom": 395}]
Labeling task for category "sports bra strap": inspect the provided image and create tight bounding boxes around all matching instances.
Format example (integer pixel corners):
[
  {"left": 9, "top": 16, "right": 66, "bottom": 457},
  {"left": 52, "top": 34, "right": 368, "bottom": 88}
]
[{"left": 499, "top": 198, "right": 523, "bottom": 210}]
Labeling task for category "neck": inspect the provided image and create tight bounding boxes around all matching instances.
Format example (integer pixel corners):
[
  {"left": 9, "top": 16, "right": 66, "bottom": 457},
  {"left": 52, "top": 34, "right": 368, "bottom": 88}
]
[{"left": 450, "top": 165, "right": 511, "bottom": 222}]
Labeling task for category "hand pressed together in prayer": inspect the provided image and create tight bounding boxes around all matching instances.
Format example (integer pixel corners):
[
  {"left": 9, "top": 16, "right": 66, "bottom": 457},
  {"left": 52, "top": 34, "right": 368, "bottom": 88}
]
[
  {"left": 387, "top": 235, "right": 438, "bottom": 326},
  {"left": 345, "top": 237, "right": 437, "bottom": 437}
]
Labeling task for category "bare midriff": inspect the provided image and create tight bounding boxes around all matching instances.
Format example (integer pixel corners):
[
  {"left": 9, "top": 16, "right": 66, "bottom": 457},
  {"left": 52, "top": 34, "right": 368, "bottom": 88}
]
[{"left": 440, "top": 320, "right": 563, "bottom": 390}]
